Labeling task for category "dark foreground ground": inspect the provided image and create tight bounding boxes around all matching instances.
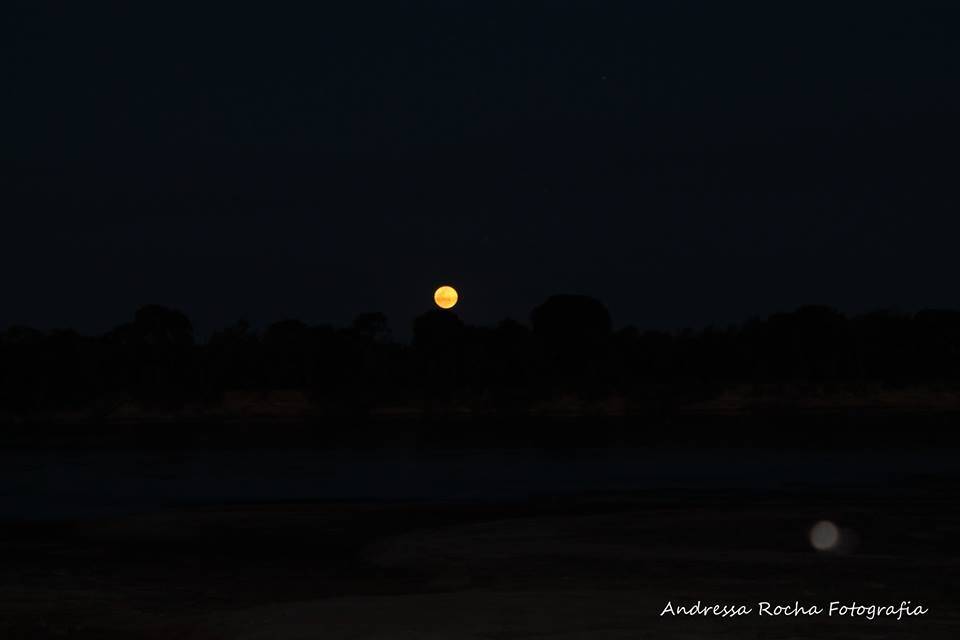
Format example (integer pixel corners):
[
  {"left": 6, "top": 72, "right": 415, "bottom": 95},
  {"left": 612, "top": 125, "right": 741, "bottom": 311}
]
[{"left": 2, "top": 480, "right": 958, "bottom": 639}]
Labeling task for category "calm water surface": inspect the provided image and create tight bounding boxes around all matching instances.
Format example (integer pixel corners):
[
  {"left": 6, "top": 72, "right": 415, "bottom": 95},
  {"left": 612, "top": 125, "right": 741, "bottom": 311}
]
[{"left": 2, "top": 446, "right": 957, "bottom": 520}]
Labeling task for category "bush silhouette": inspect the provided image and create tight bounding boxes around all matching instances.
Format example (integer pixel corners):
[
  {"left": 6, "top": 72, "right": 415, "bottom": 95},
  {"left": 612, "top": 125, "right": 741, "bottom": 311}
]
[
  {"left": 3, "top": 298, "right": 960, "bottom": 418},
  {"left": 531, "top": 294, "right": 612, "bottom": 392}
]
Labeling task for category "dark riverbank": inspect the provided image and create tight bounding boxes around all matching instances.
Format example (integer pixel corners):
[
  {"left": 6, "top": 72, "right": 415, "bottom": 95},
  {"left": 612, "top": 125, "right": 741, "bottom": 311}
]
[
  {"left": 2, "top": 484, "right": 957, "bottom": 639},
  {"left": 5, "top": 414, "right": 957, "bottom": 636}
]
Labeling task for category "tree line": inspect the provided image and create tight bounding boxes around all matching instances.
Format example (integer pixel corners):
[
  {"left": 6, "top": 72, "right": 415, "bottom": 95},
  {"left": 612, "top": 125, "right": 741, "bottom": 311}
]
[{"left": 2, "top": 296, "right": 960, "bottom": 415}]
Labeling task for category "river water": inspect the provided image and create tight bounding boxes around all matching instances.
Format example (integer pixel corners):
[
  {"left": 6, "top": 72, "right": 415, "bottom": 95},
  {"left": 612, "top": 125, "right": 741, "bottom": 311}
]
[{"left": 3, "top": 446, "right": 957, "bottom": 520}]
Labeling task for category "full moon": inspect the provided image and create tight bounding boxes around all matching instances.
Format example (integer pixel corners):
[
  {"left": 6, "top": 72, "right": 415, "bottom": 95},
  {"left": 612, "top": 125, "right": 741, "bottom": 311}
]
[{"left": 434, "top": 285, "right": 458, "bottom": 309}]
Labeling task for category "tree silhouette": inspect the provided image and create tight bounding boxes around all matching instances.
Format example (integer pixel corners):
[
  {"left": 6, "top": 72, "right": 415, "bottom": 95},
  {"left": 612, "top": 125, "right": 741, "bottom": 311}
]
[
  {"left": 351, "top": 312, "right": 390, "bottom": 343},
  {"left": 531, "top": 294, "right": 612, "bottom": 393},
  {"left": 103, "top": 305, "right": 195, "bottom": 408},
  {"left": 3, "top": 298, "right": 960, "bottom": 422},
  {"left": 413, "top": 310, "right": 465, "bottom": 407}
]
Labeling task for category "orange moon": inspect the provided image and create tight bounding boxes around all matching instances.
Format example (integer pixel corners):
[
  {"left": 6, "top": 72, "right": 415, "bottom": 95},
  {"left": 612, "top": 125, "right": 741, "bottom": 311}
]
[{"left": 433, "top": 285, "right": 458, "bottom": 309}]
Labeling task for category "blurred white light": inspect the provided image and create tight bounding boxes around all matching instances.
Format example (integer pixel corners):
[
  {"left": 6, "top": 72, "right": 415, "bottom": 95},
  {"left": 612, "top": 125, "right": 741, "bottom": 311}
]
[{"left": 810, "top": 520, "right": 840, "bottom": 551}]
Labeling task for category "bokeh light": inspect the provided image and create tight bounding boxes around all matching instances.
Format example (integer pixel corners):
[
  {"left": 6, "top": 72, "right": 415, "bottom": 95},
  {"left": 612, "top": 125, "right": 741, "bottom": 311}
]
[{"left": 809, "top": 520, "right": 841, "bottom": 551}]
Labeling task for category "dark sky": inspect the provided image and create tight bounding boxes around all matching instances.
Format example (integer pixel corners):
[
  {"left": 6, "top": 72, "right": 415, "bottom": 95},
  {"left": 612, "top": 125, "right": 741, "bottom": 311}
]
[{"left": 4, "top": 2, "right": 959, "bottom": 338}]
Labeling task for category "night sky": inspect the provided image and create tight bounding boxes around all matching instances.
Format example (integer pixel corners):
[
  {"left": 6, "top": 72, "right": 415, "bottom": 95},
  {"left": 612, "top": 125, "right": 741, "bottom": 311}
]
[{"left": 5, "top": 2, "right": 959, "bottom": 338}]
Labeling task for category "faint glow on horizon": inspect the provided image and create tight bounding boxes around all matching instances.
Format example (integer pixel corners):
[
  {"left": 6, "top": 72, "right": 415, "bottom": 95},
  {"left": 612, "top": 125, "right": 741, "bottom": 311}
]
[
  {"left": 810, "top": 520, "right": 841, "bottom": 551},
  {"left": 434, "top": 285, "right": 458, "bottom": 309}
]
